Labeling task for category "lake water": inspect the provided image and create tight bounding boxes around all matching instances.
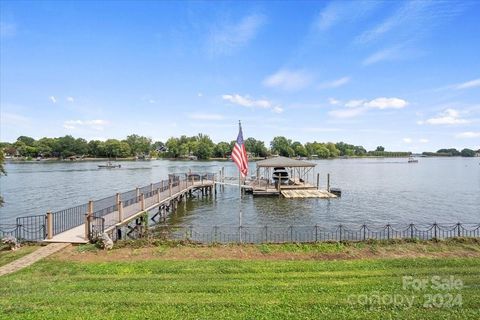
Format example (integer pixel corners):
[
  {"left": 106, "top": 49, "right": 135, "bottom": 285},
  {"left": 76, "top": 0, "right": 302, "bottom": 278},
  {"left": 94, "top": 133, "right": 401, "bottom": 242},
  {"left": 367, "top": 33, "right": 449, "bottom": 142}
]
[{"left": 0, "top": 158, "right": 478, "bottom": 227}]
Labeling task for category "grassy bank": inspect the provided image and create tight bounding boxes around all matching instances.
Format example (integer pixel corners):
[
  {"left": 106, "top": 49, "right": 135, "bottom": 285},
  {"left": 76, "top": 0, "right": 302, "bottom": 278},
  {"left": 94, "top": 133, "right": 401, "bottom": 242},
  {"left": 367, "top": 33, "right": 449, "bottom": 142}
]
[
  {"left": 0, "top": 245, "right": 39, "bottom": 267},
  {"left": 0, "top": 257, "right": 478, "bottom": 319},
  {"left": 0, "top": 239, "right": 479, "bottom": 319}
]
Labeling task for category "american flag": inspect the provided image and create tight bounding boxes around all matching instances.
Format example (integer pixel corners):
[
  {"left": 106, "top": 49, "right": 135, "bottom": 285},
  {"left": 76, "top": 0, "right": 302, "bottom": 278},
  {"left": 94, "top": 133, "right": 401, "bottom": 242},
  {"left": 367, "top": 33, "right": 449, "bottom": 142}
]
[{"left": 232, "top": 122, "right": 248, "bottom": 178}]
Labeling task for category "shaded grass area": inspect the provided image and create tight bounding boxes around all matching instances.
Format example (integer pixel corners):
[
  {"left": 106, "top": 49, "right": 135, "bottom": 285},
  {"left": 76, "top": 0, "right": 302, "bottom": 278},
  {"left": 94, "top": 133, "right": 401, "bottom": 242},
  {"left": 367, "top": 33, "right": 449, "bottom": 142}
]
[
  {"left": 0, "top": 245, "right": 39, "bottom": 267},
  {"left": 1, "top": 257, "right": 479, "bottom": 319}
]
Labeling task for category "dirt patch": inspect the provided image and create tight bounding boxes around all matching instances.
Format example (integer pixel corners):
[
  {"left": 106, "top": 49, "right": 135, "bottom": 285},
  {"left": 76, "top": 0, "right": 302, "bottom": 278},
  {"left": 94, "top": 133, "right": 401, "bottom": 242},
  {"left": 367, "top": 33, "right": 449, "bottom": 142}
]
[{"left": 49, "top": 240, "right": 480, "bottom": 263}]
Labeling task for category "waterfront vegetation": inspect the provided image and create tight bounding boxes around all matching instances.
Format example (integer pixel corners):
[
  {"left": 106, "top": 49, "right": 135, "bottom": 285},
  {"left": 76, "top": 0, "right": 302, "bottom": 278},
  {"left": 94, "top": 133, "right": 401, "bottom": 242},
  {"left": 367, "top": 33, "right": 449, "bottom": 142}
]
[
  {"left": 0, "top": 239, "right": 479, "bottom": 319},
  {"left": 1, "top": 135, "right": 478, "bottom": 160}
]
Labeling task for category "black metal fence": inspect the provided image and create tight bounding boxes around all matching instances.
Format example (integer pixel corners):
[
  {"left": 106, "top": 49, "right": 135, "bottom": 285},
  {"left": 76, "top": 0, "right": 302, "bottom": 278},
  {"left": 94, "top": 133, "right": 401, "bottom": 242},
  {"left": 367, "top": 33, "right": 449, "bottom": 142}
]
[
  {"left": 143, "top": 223, "right": 480, "bottom": 244},
  {"left": 0, "top": 216, "right": 46, "bottom": 242}
]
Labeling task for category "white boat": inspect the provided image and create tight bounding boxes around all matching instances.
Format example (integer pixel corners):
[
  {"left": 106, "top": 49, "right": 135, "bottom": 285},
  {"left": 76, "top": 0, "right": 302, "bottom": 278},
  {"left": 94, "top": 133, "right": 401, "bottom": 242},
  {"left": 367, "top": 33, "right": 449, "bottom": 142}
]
[
  {"left": 98, "top": 161, "right": 121, "bottom": 169},
  {"left": 408, "top": 156, "right": 418, "bottom": 163}
]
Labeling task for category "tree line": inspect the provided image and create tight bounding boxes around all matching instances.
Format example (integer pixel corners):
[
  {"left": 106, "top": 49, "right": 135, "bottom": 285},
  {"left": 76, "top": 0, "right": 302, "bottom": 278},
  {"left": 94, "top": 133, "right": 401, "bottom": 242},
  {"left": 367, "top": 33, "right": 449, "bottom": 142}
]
[{"left": 1, "top": 134, "right": 478, "bottom": 160}]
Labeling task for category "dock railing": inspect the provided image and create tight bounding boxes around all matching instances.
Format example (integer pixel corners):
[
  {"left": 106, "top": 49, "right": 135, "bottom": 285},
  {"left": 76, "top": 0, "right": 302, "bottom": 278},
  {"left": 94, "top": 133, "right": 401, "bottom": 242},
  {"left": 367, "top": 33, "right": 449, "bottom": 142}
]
[{"left": 1, "top": 172, "right": 216, "bottom": 242}]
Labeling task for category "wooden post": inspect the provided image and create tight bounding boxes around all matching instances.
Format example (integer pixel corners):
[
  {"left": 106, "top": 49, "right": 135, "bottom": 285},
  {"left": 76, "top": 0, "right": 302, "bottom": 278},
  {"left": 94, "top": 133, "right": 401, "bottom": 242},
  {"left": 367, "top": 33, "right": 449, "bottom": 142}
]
[
  {"left": 46, "top": 211, "right": 53, "bottom": 240},
  {"left": 118, "top": 201, "right": 124, "bottom": 222},
  {"left": 316, "top": 173, "right": 320, "bottom": 190},
  {"left": 136, "top": 187, "right": 140, "bottom": 197},
  {"left": 157, "top": 188, "right": 161, "bottom": 203},
  {"left": 327, "top": 173, "right": 330, "bottom": 192},
  {"left": 84, "top": 200, "right": 93, "bottom": 240},
  {"left": 161, "top": 180, "right": 164, "bottom": 193},
  {"left": 169, "top": 181, "right": 172, "bottom": 197},
  {"left": 116, "top": 192, "right": 121, "bottom": 204},
  {"left": 140, "top": 194, "right": 145, "bottom": 211}
]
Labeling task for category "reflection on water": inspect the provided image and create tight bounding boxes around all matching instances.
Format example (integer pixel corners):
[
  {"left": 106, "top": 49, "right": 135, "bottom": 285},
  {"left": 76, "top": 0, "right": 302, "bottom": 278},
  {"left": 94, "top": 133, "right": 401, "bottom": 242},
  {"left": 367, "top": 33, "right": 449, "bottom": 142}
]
[{"left": 1, "top": 158, "right": 479, "bottom": 226}]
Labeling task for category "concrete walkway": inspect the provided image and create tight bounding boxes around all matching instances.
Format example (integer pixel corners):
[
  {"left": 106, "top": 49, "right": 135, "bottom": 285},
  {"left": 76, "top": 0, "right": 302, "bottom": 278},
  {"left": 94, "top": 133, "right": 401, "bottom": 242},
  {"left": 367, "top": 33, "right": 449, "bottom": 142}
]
[{"left": 0, "top": 243, "right": 70, "bottom": 277}]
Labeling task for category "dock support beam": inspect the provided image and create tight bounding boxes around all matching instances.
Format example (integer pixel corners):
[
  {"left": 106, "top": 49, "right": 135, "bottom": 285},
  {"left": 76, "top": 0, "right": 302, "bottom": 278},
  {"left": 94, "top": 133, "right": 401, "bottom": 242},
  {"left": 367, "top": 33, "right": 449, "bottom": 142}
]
[{"left": 46, "top": 211, "right": 53, "bottom": 240}]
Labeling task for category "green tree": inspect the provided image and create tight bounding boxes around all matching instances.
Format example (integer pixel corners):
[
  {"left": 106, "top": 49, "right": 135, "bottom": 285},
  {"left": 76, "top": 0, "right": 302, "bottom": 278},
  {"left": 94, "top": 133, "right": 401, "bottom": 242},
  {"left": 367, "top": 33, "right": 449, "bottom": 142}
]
[
  {"left": 214, "top": 142, "right": 231, "bottom": 158},
  {"left": 16, "top": 136, "right": 36, "bottom": 146},
  {"left": 291, "top": 141, "right": 308, "bottom": 157},
  {"left": 376, "top": 146, "right": 385, "bottom": 152},
  {"left": 125, "top": 134, "right": 152, "bottom": 156},
  {"left": 104, "top": 139, "right": 131, "bottom": 158},
  {"left": 193, "top": 134, "right": 214, "bottom": 159},
  {"left": 460, "top": 148, "right": 475, "bottom": 157},
  {"left": 271, "top": 136, "right": 293, "bottom": 157}
]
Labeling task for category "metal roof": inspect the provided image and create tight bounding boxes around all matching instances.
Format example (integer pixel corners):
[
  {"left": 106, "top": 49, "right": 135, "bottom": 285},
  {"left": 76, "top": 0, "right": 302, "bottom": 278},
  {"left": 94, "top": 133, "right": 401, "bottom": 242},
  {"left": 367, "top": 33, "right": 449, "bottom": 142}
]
[{"left": 255, "top": 156, "right": 316, "bottom": 168}]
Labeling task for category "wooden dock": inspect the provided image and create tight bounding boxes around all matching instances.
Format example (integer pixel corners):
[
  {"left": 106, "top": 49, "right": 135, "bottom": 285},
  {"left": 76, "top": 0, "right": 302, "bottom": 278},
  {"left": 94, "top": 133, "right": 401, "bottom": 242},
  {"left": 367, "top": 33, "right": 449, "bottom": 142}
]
[
  {"left": 281, "top": 189, "right": 337, "bottom": 198},
  {"left": 44, "top": 178, "right": 215, "bottom": 244}
]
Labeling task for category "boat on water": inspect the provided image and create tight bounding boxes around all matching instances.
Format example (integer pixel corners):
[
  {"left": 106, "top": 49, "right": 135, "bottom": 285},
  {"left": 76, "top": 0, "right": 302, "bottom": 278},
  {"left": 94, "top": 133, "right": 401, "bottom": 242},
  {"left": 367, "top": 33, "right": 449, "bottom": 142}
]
[
  {"left": 98, "top": 161, "right": 121, "bottom": 169},
  {"left": 272, "top": 167, "right": 289, "bottom": 184},
  {"left": 408, "top": 156, "right": 418, "bottom": 163}
]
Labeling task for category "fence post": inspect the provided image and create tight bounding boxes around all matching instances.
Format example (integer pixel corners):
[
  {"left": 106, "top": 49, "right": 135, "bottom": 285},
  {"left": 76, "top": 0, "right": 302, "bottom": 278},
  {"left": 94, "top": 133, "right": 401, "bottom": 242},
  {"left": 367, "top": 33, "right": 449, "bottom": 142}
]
[
  {"left": 433, "top": 222, "right": 438, "bottom": 239},
  {"left": 136, "top": 187, "right": 140, "bottom": 197},
  {"left": 387, "top": 224, "right": 391, "bottom": 240},
  {"left": 116, "top": 192, "right": 121, "bottom": 205},
  {"left": 264, "top": 225, "right": 268, "bottom": 243},
  {"left": 457, "top": 222, "right": 461, "bottom": 237},
  {"left": 161, "top": 180, "right": 164, "bottom": 193},
  {"left": 316, "top": 173, "right": 320, "bottom": 190},
  {"left": 140, "top": 194, "right": 145, "bottom": 211},
  {"left": 169, "top": 181, "right": 172, "bottom": 197},
  {"left": 150, "top": 183, "right": 153, "bottom": 192},
  {"left": 85, "top": 200, "right": 93, "bottom": 240},
  {"left": 410, "top": 223, "right": 414, "bottom": 239},
  {"left": 157, "top": 188, "right": 161, "bottom": 203},
  {"left": 327, "top": 174, "right": 330, "bottom": 192},
  {"left": 338, "top": 224, "right": 342, "bottom": 242},
  {"left": 118, "top": 201, "right": 124, "bottom": 222},
  {"left": 363, "top": 224, "right": 367, "bottom": 241},
  {"left": 214, "top": 225, "right": 218, "bottom": 243},
  {"left": 46, "top": 211, "right": 53, "bottom": 240},
  {"left": 315, "top": 224, "right": 318, "bottom": 242},
  {"left": 290, "top": 226, "right": 293, "bottom": 242}
]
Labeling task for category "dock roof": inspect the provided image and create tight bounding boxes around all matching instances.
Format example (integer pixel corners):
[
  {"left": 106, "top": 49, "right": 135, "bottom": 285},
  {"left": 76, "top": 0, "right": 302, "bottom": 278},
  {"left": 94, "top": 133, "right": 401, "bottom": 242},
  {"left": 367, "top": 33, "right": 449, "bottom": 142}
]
[{"left": 256, "top": 156, "right": 316, "bottom": 168}]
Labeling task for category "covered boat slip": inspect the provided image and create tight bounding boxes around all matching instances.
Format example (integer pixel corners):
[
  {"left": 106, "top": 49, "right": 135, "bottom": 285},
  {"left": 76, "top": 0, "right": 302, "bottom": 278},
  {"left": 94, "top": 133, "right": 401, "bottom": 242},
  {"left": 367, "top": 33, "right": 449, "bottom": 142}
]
[{"left": 246, "top": 156, "right": 337, "bottom": 198}]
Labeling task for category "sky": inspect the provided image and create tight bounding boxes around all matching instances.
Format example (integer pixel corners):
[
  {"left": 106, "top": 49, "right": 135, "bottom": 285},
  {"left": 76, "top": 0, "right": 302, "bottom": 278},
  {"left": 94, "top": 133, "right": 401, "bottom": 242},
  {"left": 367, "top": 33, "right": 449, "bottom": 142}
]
[{"left": 1, "top": 0, "right": 479, "bottom": 152}]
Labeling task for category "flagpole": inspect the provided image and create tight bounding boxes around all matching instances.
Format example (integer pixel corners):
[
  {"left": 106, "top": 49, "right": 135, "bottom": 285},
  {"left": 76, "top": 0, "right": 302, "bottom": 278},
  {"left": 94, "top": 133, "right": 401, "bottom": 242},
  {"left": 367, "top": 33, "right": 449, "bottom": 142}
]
[{"left": 238, "top": 121, "right": 243, "bottom": 243}]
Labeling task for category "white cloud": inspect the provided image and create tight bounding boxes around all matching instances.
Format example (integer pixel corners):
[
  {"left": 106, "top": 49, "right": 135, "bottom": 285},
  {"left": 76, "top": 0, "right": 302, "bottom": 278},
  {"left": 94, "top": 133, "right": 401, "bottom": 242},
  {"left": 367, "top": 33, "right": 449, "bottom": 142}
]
[
  {"left": 364, "top": 97, "right": 408, "bottom": 109},
  {"left": 63, "top": 119, "right": 109, "bottom": 131},
  {"left": 454, "top": 78, "right": 480, "bottom": 90},
  {"left": 272, "top": 106, "right": 284, "bottom": 114},
  {"left": 197, "top": 93, "right": 203, "bottom": 97},
  {"left": 329, "top": 97, "right": 408, "bottom": 118},
  {"left": 66, "top": 96, "right": 74, "bottom": 103},
  {"left": 328, "top": 107, "right": 368, "bottom": 118},
  {"left": 419, "top": 138, "right": 429, "bottom": 143},
  {"left": 455, "top": 132, "right": 480, "bottom": 139},
  {"left": 328, "top": 98, "right": 341, "bottom": 105},
  {"left": 222, "top": 94, "right": 283, "bottom": 114},
  {"left": 422, "top": 109, "right": 470, "bottom": 125},
  {"left": 345, "top": 99, "right": 365, "bottom": 108},
  {"left": 403, "top": 138, "right": 412, "bottom": 144},
  {"left": 315, "top": 1, "right": 379, "bottom": 31},
  {"left": 49, "top": 96, "right": 57, "bottom": 104},
  {"left": 187, "top": 113, "right": 224, "bottom": 121},
  {"left": 262, "top": 69, "right": 312, "bottom": 91},
  {"left": 148, "top": 99, "right": 156, "bottom": 104},
  {"left": 208, "top": 13, "right": 266, "bottom": 55},
  {"left": 318, "top": 76, "right": 351, "bottom": 89}
]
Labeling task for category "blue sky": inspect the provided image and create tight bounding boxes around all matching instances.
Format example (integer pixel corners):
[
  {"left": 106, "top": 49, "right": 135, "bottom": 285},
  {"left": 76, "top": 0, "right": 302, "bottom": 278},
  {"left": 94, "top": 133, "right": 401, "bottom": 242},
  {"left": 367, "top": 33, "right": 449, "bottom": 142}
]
[{"left": 1, "top": 0, "right": 479, "bottom": 151}]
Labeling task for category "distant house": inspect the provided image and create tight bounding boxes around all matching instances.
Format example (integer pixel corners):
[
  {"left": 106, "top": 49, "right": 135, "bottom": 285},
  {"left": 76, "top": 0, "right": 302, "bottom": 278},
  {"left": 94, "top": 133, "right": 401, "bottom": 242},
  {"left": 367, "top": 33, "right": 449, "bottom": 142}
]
[
  {"left": 155, "top": 146, "right": 167, "bottom": 153},
  {"left": 476, "top": 149, "right": 480, "bottom": 157}
]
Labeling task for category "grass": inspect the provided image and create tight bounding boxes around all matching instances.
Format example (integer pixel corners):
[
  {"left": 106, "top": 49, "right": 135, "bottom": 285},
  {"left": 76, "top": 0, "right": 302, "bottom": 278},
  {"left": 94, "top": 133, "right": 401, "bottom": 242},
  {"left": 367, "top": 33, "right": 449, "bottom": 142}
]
[
  {"left": 0, "top": 245, "right": 39, "bottom": 267},
  {"left": 1, "top": 255, "right": 479, "bottom": 319}
]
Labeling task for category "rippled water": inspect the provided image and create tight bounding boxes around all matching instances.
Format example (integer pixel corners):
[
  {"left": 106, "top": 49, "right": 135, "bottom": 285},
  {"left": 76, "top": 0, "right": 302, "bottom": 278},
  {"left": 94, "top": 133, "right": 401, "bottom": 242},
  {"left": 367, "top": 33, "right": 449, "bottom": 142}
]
[{"left": 0, "top": 158, "right": 478, "bottom": 226}]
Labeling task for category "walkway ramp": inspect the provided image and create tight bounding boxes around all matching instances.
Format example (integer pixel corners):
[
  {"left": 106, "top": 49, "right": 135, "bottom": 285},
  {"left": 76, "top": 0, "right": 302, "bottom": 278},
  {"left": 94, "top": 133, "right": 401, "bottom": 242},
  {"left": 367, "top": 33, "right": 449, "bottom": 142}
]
[{"left": 281, "top": 189, "right": 337, "bottom": 198}]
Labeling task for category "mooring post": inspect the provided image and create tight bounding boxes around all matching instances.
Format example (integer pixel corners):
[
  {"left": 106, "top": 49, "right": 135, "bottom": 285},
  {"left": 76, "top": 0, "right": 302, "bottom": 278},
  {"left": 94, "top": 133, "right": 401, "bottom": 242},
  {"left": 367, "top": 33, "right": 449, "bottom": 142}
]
[
  {"left": 118, "top": 201, "right": 124, "bottom": 222},
  {"left": 316, "top": 173, "right": 320, "bottom": 190},
  {"left": 140, "top": 194, "right": 145, "bottom": 211},
  {"left": 327, "top": 173, "right": 330, "bottom": 192},
  {"left": 46, "top": 211, "right": 53, "bottom": 240}
]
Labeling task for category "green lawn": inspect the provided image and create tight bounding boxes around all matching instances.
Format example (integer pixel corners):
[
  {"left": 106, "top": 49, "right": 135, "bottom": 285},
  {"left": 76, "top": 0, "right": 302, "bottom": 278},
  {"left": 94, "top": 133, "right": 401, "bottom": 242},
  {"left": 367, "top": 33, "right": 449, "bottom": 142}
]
[
  {"left": 0, "top": 257, "right": 478, "bottom": 319},
  {"left": 0, "top": 245, "right": 39, "bottom": 267}
]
